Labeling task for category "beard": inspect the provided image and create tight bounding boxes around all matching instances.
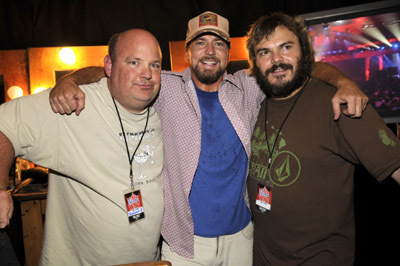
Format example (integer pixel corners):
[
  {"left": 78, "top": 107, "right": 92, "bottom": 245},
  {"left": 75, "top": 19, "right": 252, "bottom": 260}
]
[
  {"left": 255, "top": 56, "right": 310, "bottom": 98},
  {"left": 192, "top": 56, "right": 225, "bottom": 85}
]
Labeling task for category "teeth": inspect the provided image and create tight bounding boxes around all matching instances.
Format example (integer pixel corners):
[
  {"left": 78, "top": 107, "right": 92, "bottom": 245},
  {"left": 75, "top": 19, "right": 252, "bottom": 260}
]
[{"left": 202, "top": 60, "right": 216, "bottom": 65}]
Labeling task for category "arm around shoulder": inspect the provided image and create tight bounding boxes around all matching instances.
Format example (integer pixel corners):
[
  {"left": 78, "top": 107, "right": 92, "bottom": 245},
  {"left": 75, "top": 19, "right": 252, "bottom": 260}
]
[
  {"left": 312, "top": 62, "right": 368, "bottom": 120},
  {"left": 0, "top": 131, "right": 15, "bottom": 228},
  {"left": 50, "top": 66, "right": 105, "bottom": 116},
  {"left": 63, "top": 66, "right": 105, "bottom": 85}
]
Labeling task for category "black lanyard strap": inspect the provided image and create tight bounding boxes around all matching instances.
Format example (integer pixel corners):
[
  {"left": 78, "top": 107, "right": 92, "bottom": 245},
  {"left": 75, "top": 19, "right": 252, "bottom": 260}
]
[
  {"left": 112, "top": 97, "right": 150, "bottom": 190},
  {"left": 264, "top": 77, "right": 310, "bottom": 172}
]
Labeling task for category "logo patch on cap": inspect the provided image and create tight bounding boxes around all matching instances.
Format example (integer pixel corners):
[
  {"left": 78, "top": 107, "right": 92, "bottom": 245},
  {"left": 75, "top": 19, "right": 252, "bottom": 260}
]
[{"left": 199, "top": 13, "right": 218, "bottom": 27}]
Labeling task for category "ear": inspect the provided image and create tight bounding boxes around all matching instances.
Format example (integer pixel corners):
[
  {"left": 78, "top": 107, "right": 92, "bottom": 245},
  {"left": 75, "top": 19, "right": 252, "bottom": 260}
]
[
  {"left": 185, "top": 49, "right": 190, "bottom": 64},
  {"left": 104, "top": 55, "right": 112, "bottom": 77}
]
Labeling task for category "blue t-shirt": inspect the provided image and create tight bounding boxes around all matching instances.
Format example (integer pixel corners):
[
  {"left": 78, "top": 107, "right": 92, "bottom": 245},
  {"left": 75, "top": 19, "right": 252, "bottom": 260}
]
[{"left": 189, "top": 82, "right": 251, "bottom": 237}]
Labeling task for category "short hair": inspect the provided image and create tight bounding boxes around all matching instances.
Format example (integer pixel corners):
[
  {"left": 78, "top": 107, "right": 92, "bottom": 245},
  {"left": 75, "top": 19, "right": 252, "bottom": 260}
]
[
  {"left": 246, "top": 12, "right": 315, "bottom": 76},
  {"left": 108, "top": 33, "right": 120, "bottom": 63}
]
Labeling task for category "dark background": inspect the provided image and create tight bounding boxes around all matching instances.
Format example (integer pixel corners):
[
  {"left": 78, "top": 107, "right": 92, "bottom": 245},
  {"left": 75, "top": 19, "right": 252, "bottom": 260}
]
[
  {"left": 1, "top": 0, "right": 399, "bottom": 265},
  {"left": 0, "top": 0, "right": 388, "bottom": 70}
]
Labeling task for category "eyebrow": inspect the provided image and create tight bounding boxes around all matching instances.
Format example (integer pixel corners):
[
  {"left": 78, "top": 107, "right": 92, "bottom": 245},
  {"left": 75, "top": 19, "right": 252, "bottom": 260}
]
[
  {"left": 127, "top": 57, "right": 161, "bottom": 63},
  {"left": 195, "top": 36, "right": 224, "bottom": 42},
  {"left": 255, "top": 47, "right": 268, "bottom": 54},
  {"left": 255, "top": 40, "right": 295, "bottom": 53},
  {"left": 280, "top": 41, "right": 295, "bottom": 47}
]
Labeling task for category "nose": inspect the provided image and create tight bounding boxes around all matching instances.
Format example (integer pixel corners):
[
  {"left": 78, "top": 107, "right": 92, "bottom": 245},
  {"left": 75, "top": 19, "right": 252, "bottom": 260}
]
[
  {"left": 271, "top": 51, "right": 283, "bottom": 64},
  {"left": 141, "top": 65, "right": 152, "bottom": 80},
  {"left": 205, "top": 43, "right": 216, "bottom": 55}
]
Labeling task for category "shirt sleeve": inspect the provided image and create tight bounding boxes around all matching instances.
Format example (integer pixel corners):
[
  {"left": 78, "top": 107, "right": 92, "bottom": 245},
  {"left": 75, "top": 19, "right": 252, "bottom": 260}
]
[
  {"left": 233, "top": 69, "right": 266, "bottom": 125},
  {"left": 337, "top": 104, "right": 400, "bottom": 182},
  {"left": 0, "top": 90, "right": 59, "bottom": 169}
]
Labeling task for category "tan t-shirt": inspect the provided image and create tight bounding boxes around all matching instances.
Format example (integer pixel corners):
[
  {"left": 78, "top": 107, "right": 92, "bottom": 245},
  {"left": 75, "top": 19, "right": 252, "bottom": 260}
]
[{"left": 0, "top": 78, "right": 164, "bottom": 265}]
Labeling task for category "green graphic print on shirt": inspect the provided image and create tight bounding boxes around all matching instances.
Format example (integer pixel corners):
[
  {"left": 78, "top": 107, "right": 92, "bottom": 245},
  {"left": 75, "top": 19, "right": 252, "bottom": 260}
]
[
  {"left": 250, "top": 122, "right": 301, "bottom": 187},
  {"left": 378, "top": 129, "right": 396, "bottom": 147}
]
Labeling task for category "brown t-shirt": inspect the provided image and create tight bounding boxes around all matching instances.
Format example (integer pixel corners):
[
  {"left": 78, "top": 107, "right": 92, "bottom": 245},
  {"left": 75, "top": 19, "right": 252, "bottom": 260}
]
[{"left": 248, "top": 78, "right": 400, "bottom": 266}]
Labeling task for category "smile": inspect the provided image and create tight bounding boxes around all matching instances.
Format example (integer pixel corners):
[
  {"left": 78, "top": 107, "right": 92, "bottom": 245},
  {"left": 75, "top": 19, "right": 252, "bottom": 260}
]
[
  {"left": 273, "top": 67, "right": 287, "bottom": 73},
  {"left": 136, "top": 84, "right": 153, "bottom": 89},
  {"left": 201, "top": 60, "right": 217, "bottom": 65}
]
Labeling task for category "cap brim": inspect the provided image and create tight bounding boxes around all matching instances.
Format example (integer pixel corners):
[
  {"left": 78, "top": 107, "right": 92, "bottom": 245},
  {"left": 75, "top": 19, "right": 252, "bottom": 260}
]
[{"left": 186, "top": 29, "right": 230, "bottom": 45}]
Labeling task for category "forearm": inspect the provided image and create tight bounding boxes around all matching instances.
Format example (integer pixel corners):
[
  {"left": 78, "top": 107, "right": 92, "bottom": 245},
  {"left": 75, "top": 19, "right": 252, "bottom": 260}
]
[
  {"left": 312, "top": 61, "right": 368, "bottom": 119},
  {"left": 0, "top": 131, "right": 15, "bottom": 228},
  {"left": 311, "top": 62, "right": 356, "bottom": 89},
  {"left": 60, "top": 66, "right": 105, "bottom": 86},
  {"left": 0, "top": 131, "right": 15, "bottom": 191}
]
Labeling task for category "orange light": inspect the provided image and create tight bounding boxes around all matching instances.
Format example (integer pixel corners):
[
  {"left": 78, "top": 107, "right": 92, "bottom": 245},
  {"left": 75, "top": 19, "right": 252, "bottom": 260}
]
[
  {"left": 59, "top": 48, "right": 76, "bottom": 65},
  {"left": 7, "top": 86, "right": 23, "bottom": 99},
  {"left": 32, "top": 87, "right": 47, "bottom": 94}
]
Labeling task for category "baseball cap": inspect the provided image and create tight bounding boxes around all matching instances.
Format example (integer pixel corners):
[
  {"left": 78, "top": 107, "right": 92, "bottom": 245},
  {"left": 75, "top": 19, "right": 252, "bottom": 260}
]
[{"left": 185, "top": 11, "right": 230, "bottom": 46}]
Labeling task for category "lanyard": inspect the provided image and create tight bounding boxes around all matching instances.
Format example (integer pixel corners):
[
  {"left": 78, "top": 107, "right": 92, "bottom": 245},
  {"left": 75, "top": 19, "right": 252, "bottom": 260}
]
[
  {"left": 112, "top": 97, "right": 150, "bottom": 190},
  {"left": 264, "top": 77, "right": 310, "bottom": 173}
]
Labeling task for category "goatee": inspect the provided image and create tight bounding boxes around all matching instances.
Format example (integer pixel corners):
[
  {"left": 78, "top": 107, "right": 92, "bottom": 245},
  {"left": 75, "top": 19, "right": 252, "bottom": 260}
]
[
  {"left": 255, "top": 56, "right": 310, "bottom": 98},
  {"left": 192, "top": 56, "right": 225, "bottom": 85}
]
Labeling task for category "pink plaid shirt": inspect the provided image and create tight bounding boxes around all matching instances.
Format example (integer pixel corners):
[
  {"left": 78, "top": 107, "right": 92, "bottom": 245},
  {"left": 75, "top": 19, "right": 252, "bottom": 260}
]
[{"left": 155, "top": 68, "right": 265, "bottom": 258}]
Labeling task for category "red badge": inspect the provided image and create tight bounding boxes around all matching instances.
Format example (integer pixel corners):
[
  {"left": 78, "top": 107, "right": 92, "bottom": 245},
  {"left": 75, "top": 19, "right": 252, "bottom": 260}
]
[
  {"left": 255, "top": 184, "right": 272, "bottom": 215},
  {"left": 124, "top": 189, "right": 145, "bottom": 223}
]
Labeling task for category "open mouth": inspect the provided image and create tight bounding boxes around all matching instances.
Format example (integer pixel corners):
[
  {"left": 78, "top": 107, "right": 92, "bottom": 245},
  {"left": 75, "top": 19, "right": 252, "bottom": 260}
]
[
  {"left": 268, "top": 63, "right": 292, "bottom": 74},
  {"left": 272, "top": 67, "right": 288, "bottom": 74},
  {"left": 201, "top": 60, "right": 217, "bottom": 65},
  {"left": 200, "top": 57, "right": 220, "bottom": 68}
]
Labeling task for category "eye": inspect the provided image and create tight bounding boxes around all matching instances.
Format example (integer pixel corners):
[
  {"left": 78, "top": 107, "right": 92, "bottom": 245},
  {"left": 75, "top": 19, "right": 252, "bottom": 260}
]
[
  {"left": 129, "top": 60, "right": 139, "bottom": 66},
  {"left": 215, "top": 41, "right": 225, "bottom": 47},
  {"left": 194, "top": 40, "right": 205, "bottom": 46},
  {"left": 150, "top": 63, "right": 161, "bottom": 69},
  {"left": 257, "top": 49, "right": 269, "bottom": 56},
  {"left": 282, "top": 44, "right": 292, "bottom": 51}
]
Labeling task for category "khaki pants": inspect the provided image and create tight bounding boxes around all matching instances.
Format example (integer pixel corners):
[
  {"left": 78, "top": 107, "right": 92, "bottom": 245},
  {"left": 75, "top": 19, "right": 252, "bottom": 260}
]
[{"left": 161, "top": 221, "right": 253, "bottom": 266}]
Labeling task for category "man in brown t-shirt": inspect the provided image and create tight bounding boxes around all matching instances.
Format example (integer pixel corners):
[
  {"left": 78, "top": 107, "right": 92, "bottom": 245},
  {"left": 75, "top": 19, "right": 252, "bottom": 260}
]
[{"left": 246, "top": 12, "right": 400, "bottom": 266}]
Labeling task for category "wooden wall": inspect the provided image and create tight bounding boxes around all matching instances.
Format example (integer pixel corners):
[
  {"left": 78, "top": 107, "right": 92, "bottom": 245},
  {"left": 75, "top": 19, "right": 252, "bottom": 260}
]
[
  {"left": 0, "top": 50, "right": 29, "bottom": 102},
  {"left": 0, "top": 46, "right": 108, "bottom": 102}
]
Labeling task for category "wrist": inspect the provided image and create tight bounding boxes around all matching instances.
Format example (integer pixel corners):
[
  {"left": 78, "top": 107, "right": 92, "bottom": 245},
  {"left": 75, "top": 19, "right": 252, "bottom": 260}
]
[
  {"left": 337, "top": 78, "right": 356, "bottom": 90},
  {"left": 59, "top": 75, "right": 77, "bottom": 86}
]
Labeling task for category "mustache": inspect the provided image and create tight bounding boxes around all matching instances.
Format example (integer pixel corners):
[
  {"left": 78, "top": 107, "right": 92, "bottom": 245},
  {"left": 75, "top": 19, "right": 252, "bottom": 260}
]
[
  {"left": 200, "top": 56, "right": 220, "bottom": 63},
  {"left": 265, "top": 63, "right": 293, "bottom": 75}
]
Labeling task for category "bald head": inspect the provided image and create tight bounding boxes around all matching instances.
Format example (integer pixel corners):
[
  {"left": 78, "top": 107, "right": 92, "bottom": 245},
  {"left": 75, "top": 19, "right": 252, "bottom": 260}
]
[{"left": 108, "top": 29, "right": 162, "bottom": 63}]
